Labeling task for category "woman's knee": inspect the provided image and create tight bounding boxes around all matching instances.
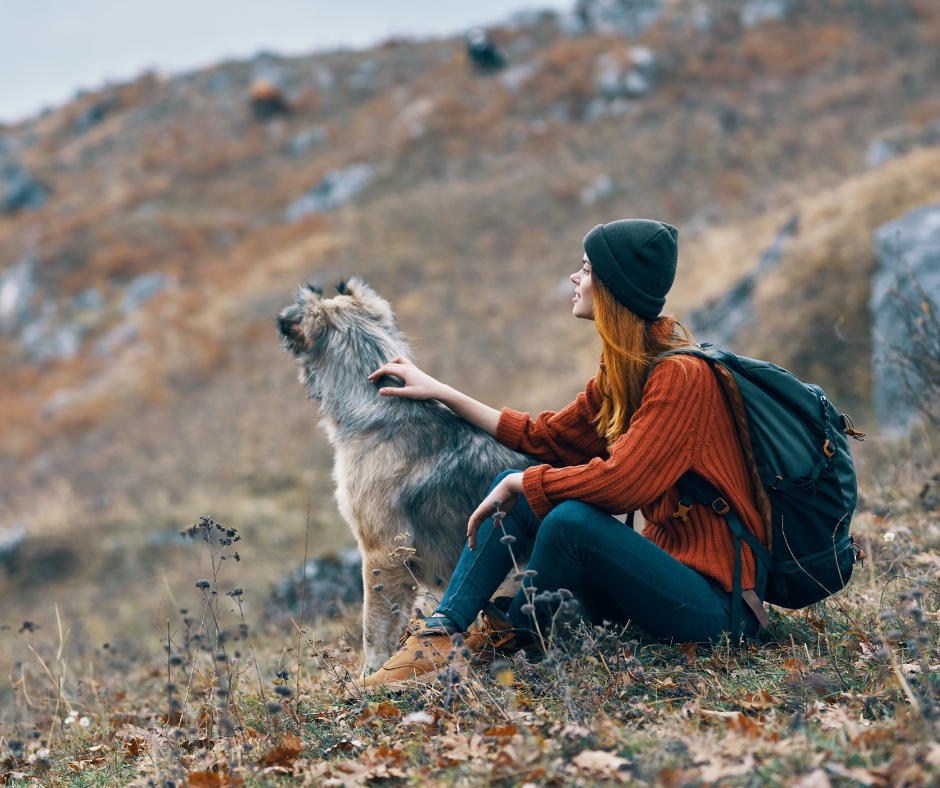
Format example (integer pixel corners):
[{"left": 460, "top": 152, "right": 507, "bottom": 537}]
[{"left": 538, "top": 500, "right": 595, "bottom": 544}]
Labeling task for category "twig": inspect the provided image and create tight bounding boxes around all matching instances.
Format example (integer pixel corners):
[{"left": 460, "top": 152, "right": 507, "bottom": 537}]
[{"left": 298, "top": 504, "right": 310, "bottom": 699}]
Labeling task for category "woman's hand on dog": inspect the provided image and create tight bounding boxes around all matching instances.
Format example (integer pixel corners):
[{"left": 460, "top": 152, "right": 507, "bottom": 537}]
[
  {"left": 369, "top": 356, "right": 447, "bottom": 400},
  {"left": 467, "top": 472, "right": 524, "bottom": 551},
  {"left": 370, "top": 357, "right": 503, "bottom": 436}
]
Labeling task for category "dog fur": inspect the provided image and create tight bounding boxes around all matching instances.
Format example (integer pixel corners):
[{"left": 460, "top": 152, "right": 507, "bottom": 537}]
[{"left": 278, "top": 278, "right": 536, "bottom": 671}]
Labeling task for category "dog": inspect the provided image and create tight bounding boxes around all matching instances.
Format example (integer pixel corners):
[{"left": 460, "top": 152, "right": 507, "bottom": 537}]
[{"left": 277, "top": 278, "right": 536, "bottom": 671}]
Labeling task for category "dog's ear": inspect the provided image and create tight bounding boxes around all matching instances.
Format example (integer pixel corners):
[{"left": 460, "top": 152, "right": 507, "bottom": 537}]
[
  {"left": 299, "top": 282, "right": 323, "bottom": 302},
  {"left": 277, "top": 306, "right": 309, "bottom": 354},
  {"left": 335, "top": 280, "right": 349, "bottom": 296},
  {"left": 342, "top": 277, "right": 396, "bottom": 325}
]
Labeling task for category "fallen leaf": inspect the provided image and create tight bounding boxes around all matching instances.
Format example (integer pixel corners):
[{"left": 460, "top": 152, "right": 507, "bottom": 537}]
[
  {"left": 678, "top": 641, "right": 699, "bottom": 669},
  {"left": 187, "top": 772, "right": 241, "bottom": 788},
  {"left": 739, "top": 689, "right": 779, "bottom": 709},
  {"left": 484, "top": 724, "right": 519, "bottom": 743},
  {"left": 324, "top": 739, "right": 364, "bottom": 755},
  {"left": 824, "top": 761, "right": 878, "bottom": 786},
  {"left": 358, "top": 701, "right": 401, "bottom": 725},
  {"left": 257, "top": 732, "right": 303, "bottom": 768},
  {"left": 572, "top": 749, "right": 630, "bottom": 782},
  {"left": 793, "top": 769, "right": 833, "bottom": 788}
]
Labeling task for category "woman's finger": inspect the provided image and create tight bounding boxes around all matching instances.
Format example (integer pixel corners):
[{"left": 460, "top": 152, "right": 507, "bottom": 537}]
[{"left": 369, "top": 361, "right": 404, "bottom": 381}]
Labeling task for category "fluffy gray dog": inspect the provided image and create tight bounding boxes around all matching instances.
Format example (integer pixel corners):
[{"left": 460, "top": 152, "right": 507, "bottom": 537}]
[{"left": 278, "top": 277, "right": 535, "bottom": 671}]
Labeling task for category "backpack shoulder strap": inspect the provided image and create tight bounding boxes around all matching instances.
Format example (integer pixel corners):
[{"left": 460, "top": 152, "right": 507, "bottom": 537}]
[{"left": 645, "top": 345, "right": 774, "bottom": 554}]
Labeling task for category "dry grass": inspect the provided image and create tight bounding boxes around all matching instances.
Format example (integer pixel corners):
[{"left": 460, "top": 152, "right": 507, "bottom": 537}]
[
  {"left": 3, "top": 5, "right": 940, "bottom": 781},
  {"left": 2, "top": 439, "right": 940, "bottom": 787}
]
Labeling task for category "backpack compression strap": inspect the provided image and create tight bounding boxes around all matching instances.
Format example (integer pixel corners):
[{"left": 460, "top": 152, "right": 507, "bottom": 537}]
[{"left": 677, "top": 472, "right": 773, "bottom": 640}]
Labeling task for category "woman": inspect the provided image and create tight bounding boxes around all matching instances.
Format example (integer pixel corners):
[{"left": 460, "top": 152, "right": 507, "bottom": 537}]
[{"left": 360, "top": 219, "right": 766, "bottom": 688}]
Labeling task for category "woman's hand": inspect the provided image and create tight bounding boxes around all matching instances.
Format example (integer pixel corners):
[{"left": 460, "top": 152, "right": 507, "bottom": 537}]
[
  {"left": 467, "top": 472, "right": 524, "bottom": 551},
  {"left": 368, "top": 356, "right": 447, "bottom": 400}
]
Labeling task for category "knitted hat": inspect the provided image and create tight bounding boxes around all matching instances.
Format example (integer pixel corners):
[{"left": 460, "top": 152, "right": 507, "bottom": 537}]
[{"left": 582, "top": 219, "right": 678, "bottom": 320}]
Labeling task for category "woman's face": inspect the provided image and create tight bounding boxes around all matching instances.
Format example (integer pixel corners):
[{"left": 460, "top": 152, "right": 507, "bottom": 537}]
[{"left": 570, "top": 254, "right": 594, "bottom": 320}]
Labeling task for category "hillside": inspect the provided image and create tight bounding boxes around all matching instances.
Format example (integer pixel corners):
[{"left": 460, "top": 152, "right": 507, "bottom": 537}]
[{"left": 2, "top": 0, "right": 940, "bottom": 661}]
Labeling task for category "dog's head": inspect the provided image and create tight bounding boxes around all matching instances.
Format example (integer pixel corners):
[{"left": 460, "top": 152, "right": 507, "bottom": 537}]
[{"left": 277, "top": 277, "right": 400, "bottom": 399}]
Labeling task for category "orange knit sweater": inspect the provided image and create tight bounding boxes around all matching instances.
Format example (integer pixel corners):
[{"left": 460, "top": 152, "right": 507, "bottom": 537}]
[{"left": 494, "top": 357, "right": 767, "bottom": 594}]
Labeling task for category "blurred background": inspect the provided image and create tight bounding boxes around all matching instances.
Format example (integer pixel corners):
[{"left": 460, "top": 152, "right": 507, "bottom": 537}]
[{"left": 2, "top": 0, "right": 939, "bottom": 705}]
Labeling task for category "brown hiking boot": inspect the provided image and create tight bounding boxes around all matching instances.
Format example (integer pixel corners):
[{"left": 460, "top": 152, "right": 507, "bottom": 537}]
[
  {"left": 346, "top": 613, "right": 526, "bottom": 696},
  {"left": 352, "top": 619, "right": 456, "bottom": 694}
]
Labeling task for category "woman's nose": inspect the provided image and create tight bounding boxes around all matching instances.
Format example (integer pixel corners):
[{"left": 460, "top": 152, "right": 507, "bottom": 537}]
[{"left": 570, "top": 272, "right": 579, "bottom": 283}]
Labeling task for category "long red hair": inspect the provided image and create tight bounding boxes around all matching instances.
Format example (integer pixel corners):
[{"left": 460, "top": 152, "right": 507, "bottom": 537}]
[{"left": 592, "top": 275, "right": 696, "bottom": 446}]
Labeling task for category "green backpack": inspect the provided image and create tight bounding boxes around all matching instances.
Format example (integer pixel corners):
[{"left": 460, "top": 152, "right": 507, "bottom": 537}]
[{"left": 640, "top": 345, "right": 865, "bottom": 639}]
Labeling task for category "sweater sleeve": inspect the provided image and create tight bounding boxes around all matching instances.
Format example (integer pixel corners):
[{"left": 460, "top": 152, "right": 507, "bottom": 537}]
[
  {"left": 494, "top": 377, "right": 609, "bottom": 467},
  {"left": 521, "top": 359, "right": 709, "bottom": 520}
]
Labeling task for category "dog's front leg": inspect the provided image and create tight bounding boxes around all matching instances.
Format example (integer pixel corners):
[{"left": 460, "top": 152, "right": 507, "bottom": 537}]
[{"left": 360, "top": 553, "right": 413, "bottom": 674}]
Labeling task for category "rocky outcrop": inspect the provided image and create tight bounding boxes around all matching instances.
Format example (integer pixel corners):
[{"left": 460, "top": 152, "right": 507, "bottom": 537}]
[
  {"left": 266, "top": 548, "right": 364, "bottom": 625},
  {"left": 870, "top": 203, "right": 940, "bottom": 434},
  {"left": 286, "top": 163, "right": 374, "bottom": 221},
  {"left": 0, "top": 162, "right": 48, "bottom": 214},
  {"left": 688, "top": 215, "right": 800, "bottom": 349},
  {"left": 572, "top": 0, "right": 663, "bottom": 37}
]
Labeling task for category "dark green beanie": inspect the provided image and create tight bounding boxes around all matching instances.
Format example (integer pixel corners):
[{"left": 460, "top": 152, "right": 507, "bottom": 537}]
[{"left": 582, "top": 219, "right": 678, "bottom": 320}]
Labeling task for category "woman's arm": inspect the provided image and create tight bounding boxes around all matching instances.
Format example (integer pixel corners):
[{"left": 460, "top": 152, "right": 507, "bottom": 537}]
[{"left": 368, "top": 356, "right": 500, "bottom": 436}]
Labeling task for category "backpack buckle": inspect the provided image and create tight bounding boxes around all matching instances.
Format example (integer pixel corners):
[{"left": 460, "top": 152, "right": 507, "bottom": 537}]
[
  {"left": 712, "top": 497, "right": 730, "bottom": 516},
  {"left": 823, "top": 439, "right": 835, "bottom": 458},
  {"left": 673, "top": 502, "right": 692, "bottom": 522}
]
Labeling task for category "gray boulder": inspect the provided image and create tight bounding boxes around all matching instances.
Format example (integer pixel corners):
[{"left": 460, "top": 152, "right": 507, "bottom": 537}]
[
  {"left": 574, "top": 0, "right": 663, "bottom": 37},
  {"left": 286, "top": 163, "right": 374, "bottom": 222},
  {"left": 20, "top": 301, "right": 85, "bottom": 362},
  {"left": 689, "top": 215, "right": 799, "bottom": 349},
  {"left": 740, "top": 0, "right": 789, "bottom": 27},
  {"left": 74, "top": 99, "right": 113, "bottom": 135},
  {"left": 593, "top": 48, "right": 657, "bottom": 103},
  {"left": 0, "top": 256, "right": 37, "bottom": 333},
  {"left": 266, "top": 548, "right": 364, "bottom": 625},
  {"left": 0, "top": 162, "right": 48, "bottom": 214},
  {"left": 288, "top": 126, "right": 327, "bottom": 157},
  {"left": 121, "top": 272, "right": 168, "bottom": 314},
  {"left": 870, "top": 203, "right": 940, "bottom": 434}
]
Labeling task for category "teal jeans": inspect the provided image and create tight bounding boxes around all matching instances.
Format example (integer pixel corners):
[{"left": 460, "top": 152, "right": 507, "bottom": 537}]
[{"left": 436, "top": 471, "right": 753, "bottom": 642}]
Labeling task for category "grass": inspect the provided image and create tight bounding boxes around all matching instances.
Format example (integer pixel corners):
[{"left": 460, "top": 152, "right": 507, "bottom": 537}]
[{"left": 2, "top": 436, "right": 940, "bottom": 787}]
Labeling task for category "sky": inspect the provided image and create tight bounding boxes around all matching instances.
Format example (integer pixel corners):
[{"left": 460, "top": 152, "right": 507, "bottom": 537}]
[{"left": 0, "top": 0, "right": 570, "bottom": 123}]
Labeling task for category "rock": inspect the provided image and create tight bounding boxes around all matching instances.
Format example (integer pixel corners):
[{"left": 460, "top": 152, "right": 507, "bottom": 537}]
[
  {"left": 348, "top": 59, "right": 380, "bottom": 90},
  {"left": 121, "top": 272, "right": 168, "bottom": 314},
  {"left": 594, "top": 49, "right": 657, "bottom": 103},
  {"left": 580, "top": 174, "right": 616, "bottom": 205},
  {"left": 583, "top": 97, "right": 609, "bottom": 123},
  {"left": 501, "top": 62, "right": 539, "bottom": 95},
  {"left": 94, "top": 322, "right": 140, "bottom": 358},
  {"left": 866, "top": 139, "right": 899, "bottom": 169},
  {"left": 740, "top": 0, "right": 789, "bottom": 27},
  {"left": 465, "top": 28, "right": 507, "bottom": 72},
  {"left": 249, "top": 78, "right": 290, "bottom": 121},
  {"left": 70, "top": 288, "right": 103, "bottom": 313},
  {"left": 551, "top": 102, "right": 571, "bottom": 122},
  {"left": 314, "top": 67, "right": 335, "bottom": 90},
  {"left": 0, "top": 256, "right": 37, "bottom": 333},
  {"left": 205, "top": 71, "right": 230, "bottom": 93},
  {"left": 20, "top": 300, "right": 85, "bottom": 363},
  {"left": 0, "top": 525, "right": 26, "bottom": 572},
  {"left": 288, "top": 126, "right": 327, "bottom": 157},
  {"left": 0, "top": 162, "right": 48, "bottom": 214},
  {"left": 74, "top": 99, "right": 113, "bottom": 135},
  {"left": 870, "top": 203, "right": 940, "bottom": 434},
  {"left": 574, "top": 0, "right": 663, "bottom": 37},
  {"left": 689, "top": 214, "right": 800, "bottom": 349},
  {"left": 266, "top": 548, "right": 364, "bottom": 624},
  {"left": 285, "top": 163, "right": 374, "bottom": 221}
]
